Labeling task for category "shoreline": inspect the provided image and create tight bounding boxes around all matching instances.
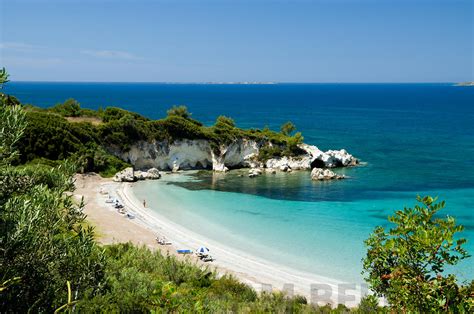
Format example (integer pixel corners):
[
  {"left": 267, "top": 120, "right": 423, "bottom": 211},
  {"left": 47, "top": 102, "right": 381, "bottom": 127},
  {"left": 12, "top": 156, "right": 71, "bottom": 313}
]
[{"left": 75, "top": 173, "right": 366, "bottom": 306}]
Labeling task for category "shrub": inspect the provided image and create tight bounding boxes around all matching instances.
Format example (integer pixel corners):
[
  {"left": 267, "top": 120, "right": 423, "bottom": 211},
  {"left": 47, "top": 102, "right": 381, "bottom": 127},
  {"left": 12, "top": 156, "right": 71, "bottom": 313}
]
[
  {"left": 257, "top": 145, "right": 283, "bottom": 162},
  {"left": 215, "top": 115, "right": 236, "bottom": 128},
  {"left": 101, "top": 106, "right": 148, "bottom": 123},
  {"left": 73, "top": 146, "right": 130, "bottom": 177},
  {"left": 50, "top": 98, "right": 82, "bottom": 117},
  {"left": 363, "top": 196, "right": 473, "bottom": 312},
  {"left": 158, "top": 115, "right": 213, "bottom": 142},
  {"left": 167, "top": 105, "right": 191, "bottom": 119},
  {"left": 16, "top": 111, "right": 97, "bottom": 163},
  {"left": 281, "top": 121, "right": 296, "bottom": 136}
]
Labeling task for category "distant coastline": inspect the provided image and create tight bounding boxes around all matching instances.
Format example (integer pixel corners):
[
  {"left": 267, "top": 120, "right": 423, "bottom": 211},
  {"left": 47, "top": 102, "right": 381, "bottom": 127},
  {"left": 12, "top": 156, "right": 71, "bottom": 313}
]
[{"left": 455, "top": 81, "right": 474, "bottom": 86}]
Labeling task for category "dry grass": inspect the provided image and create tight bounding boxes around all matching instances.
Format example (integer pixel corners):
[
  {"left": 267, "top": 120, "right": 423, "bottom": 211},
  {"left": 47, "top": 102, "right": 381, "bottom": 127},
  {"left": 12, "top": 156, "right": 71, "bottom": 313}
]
[{"left": 66, "top": 116, "right": 103, "bottom": 125}]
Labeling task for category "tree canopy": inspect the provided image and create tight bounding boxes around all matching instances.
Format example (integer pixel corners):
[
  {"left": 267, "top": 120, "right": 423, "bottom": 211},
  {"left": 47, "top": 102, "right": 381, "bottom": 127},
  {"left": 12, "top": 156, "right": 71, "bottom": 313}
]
[
  {"left": 281, "top": 121, "right": 296, "bottom": 136},
  {"left": 166, "top": 105, "right": 191, "bottom": 119}
]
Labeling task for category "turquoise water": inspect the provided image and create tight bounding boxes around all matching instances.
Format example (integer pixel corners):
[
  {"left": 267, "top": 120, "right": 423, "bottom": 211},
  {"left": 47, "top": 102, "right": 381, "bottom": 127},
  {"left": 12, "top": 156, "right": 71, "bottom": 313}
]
[
  {"left": 133, "top": 172, "right": 474, "bottom": 284},
  {"left": 6, "top": 82, "right": 474, "bottom": 283}
]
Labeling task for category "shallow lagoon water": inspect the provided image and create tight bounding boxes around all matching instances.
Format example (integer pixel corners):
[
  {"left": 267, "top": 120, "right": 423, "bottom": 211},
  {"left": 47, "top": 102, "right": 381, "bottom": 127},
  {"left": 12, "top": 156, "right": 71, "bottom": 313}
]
[{"left": 133, "top": 171, "right": 474, "bottom": 284}]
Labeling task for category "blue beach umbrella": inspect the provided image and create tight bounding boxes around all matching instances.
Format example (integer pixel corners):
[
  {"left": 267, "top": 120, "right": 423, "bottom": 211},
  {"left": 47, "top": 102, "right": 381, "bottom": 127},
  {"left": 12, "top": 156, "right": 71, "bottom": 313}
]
[{"left": 197, "top": 246, "right": 210, "bottom": 255}]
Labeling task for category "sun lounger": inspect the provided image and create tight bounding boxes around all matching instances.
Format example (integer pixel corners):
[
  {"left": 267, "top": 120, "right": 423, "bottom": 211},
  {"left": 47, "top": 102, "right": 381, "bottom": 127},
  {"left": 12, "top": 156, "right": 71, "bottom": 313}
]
[
  {"left": 156, "top": 237, "right": 172, "bottom": 245},
  {"left": 105, "top": 197, "right": 114, "bottom": 203}
]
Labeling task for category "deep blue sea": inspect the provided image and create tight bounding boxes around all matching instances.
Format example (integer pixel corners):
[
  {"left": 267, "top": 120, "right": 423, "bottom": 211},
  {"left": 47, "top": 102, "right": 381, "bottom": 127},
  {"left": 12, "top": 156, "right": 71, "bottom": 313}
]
[{"left": 6, "top": 82, "right": 474, "bottom": 283}]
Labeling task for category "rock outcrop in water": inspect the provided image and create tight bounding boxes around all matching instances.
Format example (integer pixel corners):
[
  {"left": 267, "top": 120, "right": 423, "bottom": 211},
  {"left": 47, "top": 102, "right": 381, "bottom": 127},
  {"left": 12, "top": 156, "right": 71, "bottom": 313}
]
[
  {"left": 109, "top": 139, "right": 358, "bottom": 173},
  {"left": 248, "top": 168, "right": 263, "bottom": 178},
  {"left": 113, "top": 167, "right": 161, "bottom": 182},
  {"left": 311, "top": 168, "right": 345, "bottom": 181}
]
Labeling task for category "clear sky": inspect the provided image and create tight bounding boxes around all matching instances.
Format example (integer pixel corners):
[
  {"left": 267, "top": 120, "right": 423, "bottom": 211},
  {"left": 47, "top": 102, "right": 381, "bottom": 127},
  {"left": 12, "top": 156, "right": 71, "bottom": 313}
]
[{"left": 0, "top": 0, "right": 472, "bottom": 82}]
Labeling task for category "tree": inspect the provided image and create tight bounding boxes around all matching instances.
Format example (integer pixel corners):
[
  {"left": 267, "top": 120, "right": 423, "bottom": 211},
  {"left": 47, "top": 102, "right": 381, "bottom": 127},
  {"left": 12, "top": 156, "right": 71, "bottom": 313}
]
[
  {"left": 0, "top": 69, "right": 105, "bottom": 312},
  {"left": 0, "top": 67, "right": 8, "bottom": 85},
  {"left": 283, "top": 132, "right": 304, "bottom": 157},
  {"left": 363, "top": 196, "right": 473, "bottom": 312},
  {"left": 51, "top": 98, "right": 82, "bottom": 117},
  {"left": 167, "top": 105, "right": 191, "bottom": 119},
  {"left": 215, "top": 115, "right": 235, "bottom": 128},
  {"left": 0, "top": 69, "right": 27, "bottom": 165},
  {"left": 280, "top": 121, "right": 296, "bottom": 136}
]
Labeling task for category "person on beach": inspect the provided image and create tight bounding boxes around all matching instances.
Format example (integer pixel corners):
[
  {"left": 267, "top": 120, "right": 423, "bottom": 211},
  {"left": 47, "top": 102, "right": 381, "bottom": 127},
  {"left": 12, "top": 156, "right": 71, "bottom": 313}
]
[{"left": 143, "top": 199, "right": 146, "bottom": 207}]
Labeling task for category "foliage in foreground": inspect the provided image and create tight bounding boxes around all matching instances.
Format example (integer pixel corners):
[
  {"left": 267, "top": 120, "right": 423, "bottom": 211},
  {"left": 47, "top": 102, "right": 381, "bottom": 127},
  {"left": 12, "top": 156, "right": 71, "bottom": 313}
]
[
  {"left": 76, "top": 243, "right": 387, "bottom": 313},
  {"left": 363, "top": 196, "right": 474, "bottom": 312},
  {"left": 1, "top": 82, "right": 105, "bottom": 310}
]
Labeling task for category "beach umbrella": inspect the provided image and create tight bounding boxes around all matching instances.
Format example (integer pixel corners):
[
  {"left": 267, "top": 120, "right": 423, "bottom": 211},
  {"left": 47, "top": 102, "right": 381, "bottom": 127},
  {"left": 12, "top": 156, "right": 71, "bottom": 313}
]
[{"left": 196, "top": 246, "right": 210, "bottom": 255}]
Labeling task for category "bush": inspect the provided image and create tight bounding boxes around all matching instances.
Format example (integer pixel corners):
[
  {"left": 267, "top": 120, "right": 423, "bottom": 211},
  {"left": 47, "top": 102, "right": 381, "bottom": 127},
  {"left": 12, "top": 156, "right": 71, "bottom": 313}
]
[
  {"left": 50, "top": 98, "right": 82, "bottom": 117},
  {"left": 98, "top": 113, "right": 151, "bottom": 150},
  {"left": 363, "top": 196, "right": 473, "bottom": 312},
  {"left": 1, "top": 162, "right": 106, "bottom": 312},
  {"left": 215, "top": 115, "right": 236, "bottom": 128},
  {"left": 101, "top": 106, "right": 148, "bottom": 123},
  {"left": 16, "top": 111, "right": 98, "bottom": 163},
  {"left": 158, "top": 115, "right": 213, "bottom": 142},
  {"left": 167, "top": 105, "right": 191, "bottom": 119},
  {"left": 73, "top": 146, "right": 130, "bottom": 177},
  {"left": 257, "top": 145, "right": 283, "bottom": 162},
  {"left": 281, "top": 121, "right": 296, "bottom": 136}
]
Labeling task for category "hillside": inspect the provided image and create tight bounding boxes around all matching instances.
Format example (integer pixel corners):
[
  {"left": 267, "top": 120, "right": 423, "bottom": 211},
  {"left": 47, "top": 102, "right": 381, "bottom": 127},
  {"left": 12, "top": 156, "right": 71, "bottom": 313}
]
[{"left": 17, "top": 100, "right": 309, "bottom": 176}]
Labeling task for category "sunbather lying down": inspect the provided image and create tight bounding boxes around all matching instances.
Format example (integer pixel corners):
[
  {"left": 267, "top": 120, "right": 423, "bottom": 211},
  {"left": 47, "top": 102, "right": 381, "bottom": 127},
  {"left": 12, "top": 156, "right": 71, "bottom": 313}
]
[
  {"left": 156, "top": 236, "right": 172, "bottom": 245},
  {"left": 201, "top": 255, "right": 214, "bottom": 262}
]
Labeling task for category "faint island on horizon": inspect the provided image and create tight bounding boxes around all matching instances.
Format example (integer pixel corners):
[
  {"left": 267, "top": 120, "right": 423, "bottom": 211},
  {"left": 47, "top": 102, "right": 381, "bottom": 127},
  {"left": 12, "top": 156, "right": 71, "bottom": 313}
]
[{"left": 455, "top": 81, "right": 474, "bottom": 86}]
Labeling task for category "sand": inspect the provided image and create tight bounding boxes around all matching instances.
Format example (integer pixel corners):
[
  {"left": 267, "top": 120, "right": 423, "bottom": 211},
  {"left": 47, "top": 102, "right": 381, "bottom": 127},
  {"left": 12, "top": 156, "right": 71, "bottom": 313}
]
[{"left": 74, "top": 173, "right": 365, "bottom": 306}]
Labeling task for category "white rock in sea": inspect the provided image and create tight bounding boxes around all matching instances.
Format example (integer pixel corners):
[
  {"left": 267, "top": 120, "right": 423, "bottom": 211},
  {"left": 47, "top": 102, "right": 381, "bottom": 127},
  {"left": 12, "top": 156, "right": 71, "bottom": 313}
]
[
  {"left": 310, "top": 147, "right": 359, "bottom": 168},
  {"left": 146, "top": 168, "right": 161, "bottom": 179},
  {"left": 280, "top": 164, "right": 289, "bottom": 172},
  {"left": 134, "top": 171, "right": 147, "bottom": 180},
  {"left": 311, "top": 168, "right": 345, "bottom": 181},
  {"left": 248, "top": 168, "right": 263, "bottom": 177},
  {"left": 113, "top": 167, "right": 135, "bottom": 182},
  {"left": 114, "top": 167, "right": 160, "bottom": 182},
  {"left": 171, "top": 161, "right": 180, "bottom": 172}
]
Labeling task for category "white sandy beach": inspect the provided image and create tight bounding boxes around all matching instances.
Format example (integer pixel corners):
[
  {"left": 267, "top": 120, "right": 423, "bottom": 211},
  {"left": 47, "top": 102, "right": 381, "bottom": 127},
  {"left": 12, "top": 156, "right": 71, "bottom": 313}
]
[{"left": 75, "top": 173, "right": 366, "bottom": 306}]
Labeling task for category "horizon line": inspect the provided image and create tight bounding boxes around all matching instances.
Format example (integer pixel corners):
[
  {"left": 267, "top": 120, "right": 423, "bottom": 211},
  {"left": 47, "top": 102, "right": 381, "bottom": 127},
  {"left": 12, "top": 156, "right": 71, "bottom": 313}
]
[{"left": 7, "top": 80, "right": 463, "bottom": 84}]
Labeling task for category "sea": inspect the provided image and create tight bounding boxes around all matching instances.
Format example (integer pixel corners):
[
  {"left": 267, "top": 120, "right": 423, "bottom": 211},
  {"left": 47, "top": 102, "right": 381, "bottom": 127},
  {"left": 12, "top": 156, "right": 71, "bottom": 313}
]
[{"left": 6, "top": 82, "right": 474, "bottom": 284}]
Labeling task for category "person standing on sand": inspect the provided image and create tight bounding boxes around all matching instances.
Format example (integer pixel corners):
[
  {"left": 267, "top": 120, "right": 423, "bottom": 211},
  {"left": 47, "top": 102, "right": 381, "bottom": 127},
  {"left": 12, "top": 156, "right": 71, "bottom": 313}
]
[{"left": 143, "top": 199, "right": 146, "bottom": 207}]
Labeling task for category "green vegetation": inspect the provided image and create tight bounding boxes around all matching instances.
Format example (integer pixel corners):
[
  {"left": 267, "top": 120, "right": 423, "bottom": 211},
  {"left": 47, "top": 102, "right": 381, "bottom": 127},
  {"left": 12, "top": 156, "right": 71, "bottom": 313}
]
[
  {"left": 363, "top": 196, "right": 474, "bottom": 312},
  {"left": 167, "top": 104, "right": 193, "bottom": 120},
  {"left": 1, "top": 69, "right": 472, "bottom": 312},
  {"left": 16, "top": 98, "right": 307, "bottom": 172},
  {"left": 0, "top": 75, "right": 378, "bottom": 311},
  {"left": 281, "top": 121, "right": 296, "bottom": 136},
  {"left": 75, "top": 243, "right": 323, "bottom": 312}
]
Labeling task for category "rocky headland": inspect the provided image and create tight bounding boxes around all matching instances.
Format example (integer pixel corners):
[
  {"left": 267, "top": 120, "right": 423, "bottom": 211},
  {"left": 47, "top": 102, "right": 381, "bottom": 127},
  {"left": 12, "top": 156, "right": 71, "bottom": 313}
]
[
  {"left": 111, "top": 139, "right": 358, "bottom": 181},
  {"left": 18, "top": 102, "right": 359, "bottom": 182}
]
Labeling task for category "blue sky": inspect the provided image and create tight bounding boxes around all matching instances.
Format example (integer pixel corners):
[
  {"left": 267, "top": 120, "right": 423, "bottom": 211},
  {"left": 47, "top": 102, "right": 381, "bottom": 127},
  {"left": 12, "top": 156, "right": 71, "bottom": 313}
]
[{"left": 0, "top": 0, "right": 472, "bottom": 82}]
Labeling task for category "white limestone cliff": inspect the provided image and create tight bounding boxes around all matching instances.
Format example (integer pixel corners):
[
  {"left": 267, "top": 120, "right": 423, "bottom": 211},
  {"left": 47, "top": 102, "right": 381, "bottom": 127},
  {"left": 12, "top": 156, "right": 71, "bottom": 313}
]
[{"left": 109, "top": 140, "right": 358, "bottom": 173}]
